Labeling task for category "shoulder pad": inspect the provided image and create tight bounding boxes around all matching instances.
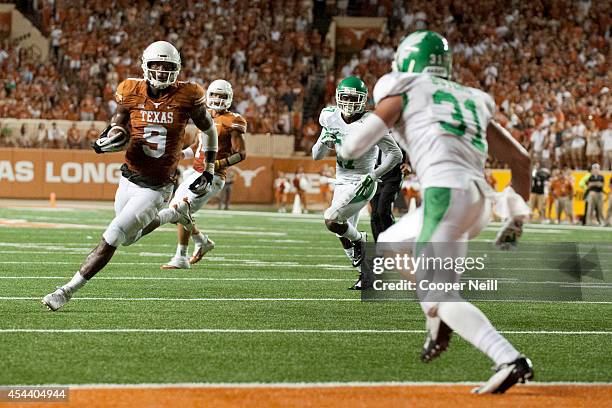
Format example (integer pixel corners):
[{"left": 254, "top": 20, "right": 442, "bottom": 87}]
[
  {"left": 231, "top": 112, "right": 247, "bottom": 132},
  {"left": 116, "top": 79, "right": 142, "bottom": 106},
  {"left": 373, "top": 72, "right": 421, "bottom": 105},
  {"left": 319, "top": 106, "right": 337, "bottom": 127}
]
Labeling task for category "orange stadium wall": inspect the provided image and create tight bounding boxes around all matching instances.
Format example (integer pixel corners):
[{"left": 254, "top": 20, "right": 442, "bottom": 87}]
[
  {"left": 0, "top": 148, "right": 335, "bottom": 204},
  {"left": 0, "top": 148, "right": 608, "bottom": 214}
]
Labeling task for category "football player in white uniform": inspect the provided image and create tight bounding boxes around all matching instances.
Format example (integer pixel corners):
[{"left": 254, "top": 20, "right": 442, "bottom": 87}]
[
  {"left": 338, "top": 31, "right": 533, "bottom": 393},
  {"left": 313, "top": 76, "right": 402, "bottom": 289}
]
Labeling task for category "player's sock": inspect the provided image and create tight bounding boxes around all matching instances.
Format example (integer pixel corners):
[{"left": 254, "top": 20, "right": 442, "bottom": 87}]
[
  {"left": 61, "top": 271, "right": 87, "bottom": 294},
  {"left": 341, "top": 224, "right": 362, "bottom": 242},
  {"left": 175, "top": 244, "right": 188, "bottom": 258},
  {"left": 437, "top": 301, "right": 520, "bottom": 366},
  {"left": 192, "top": 232, "right": 207, "bottom": 245},
  {"left": 158, "top": 208, "right": 177, "bottom": 225},
  {"left": 343, "top": 247, "right": 354, "bottom": 261}
]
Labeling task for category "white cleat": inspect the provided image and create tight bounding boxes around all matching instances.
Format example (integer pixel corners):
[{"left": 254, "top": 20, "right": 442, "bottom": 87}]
[
  {"left": 472, "top": 356, "right": 534, "bottom": 394},
  {"left": 190, "top": 238, "right": 215, "bottom": 265},
  {"left": 161, "top": 256, "right": 191, "bottom": 270},
  {"left": 173, "top": 198, "right": 194, "bottom": 232},
  {"left": 42, "top": 287, "right": 72, "bottom": 311}
]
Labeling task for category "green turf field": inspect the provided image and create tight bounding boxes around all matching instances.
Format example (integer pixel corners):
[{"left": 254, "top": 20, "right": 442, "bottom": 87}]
[{"left": 0, "top": 205, "right": 610, "bottom": 385}]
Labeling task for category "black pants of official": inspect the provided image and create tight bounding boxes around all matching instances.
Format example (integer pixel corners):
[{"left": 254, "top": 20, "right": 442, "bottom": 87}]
[{"left": 370, "top": 178, "right": 401, "bottom": 242}]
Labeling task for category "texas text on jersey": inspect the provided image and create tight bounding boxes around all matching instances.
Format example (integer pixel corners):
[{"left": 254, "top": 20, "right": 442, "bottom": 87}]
[
  {"left": 192, "top": 110, "right": 247, "bottom": 179},
  {"left": 116, "top": 78, "right": 206, "bottom": 188}
]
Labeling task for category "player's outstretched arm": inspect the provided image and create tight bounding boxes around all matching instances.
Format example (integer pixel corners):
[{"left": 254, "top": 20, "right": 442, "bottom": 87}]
[
  {"left": 189, "top": 105, "right": 218, "bottom": 194},
  {"left": 338, "top": 95, "right": 402, "bottom": 159},
  {"left": 372, "top": 133, "right": 402, "bottom": 179},
  {"left": 217, "top": 130, "right": 247, "bottom": 170},
  {"left": 312, "top": 129, "right": 334, "bottom": 160},
  {"left": 487, "top": 120, "right": 531, "bottom": 200}
]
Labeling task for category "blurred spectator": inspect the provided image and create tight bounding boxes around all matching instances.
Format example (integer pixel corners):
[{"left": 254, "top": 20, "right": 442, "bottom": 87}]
[
  {"left": 274, "top": 171, "right": 290, "bottom": 213},
  {"left": 66, "top": 123, "right": 81, "bottom": 149},
  {"left": 603, "top": 123, "right": 612, "bottom": 171},
  {"left": 47, "top": 122, "right": 64, "bottom": 149},
  {"left": 218, "top": 169, "right": 235, "bottom": 210},
  {"left": 301, "top": 118, "right": 319, "bottom": 153},
  {"left": 550, "top": 168, "right": 574, "bottom": 224},
  {"left": 529, "top": 162, "right": 550, "bottom": 222},
  {"left": 293, "top": 165, "right": 309, "bottom": 213},
  {"left": 85, "top": 123, "right": 99, "bottom": 147},
  {"left": 585, "top": 163, "right": 605, "bottom": 225},
  {"left": 36, "top": 123, "right": 47, "bottom": 147}
]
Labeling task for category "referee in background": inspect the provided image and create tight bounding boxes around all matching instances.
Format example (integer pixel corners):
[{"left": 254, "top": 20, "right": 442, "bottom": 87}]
[{"left": 370, "top": 149, "right": 407, "bottom": 241}]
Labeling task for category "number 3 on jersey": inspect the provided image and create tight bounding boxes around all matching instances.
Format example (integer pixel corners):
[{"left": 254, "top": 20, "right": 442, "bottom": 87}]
[
  {"left": 433, "top": 90, "right": 485, "bottom": 152},
  {"left": 143, "top": 125, "right": 167, "bottom": 158}
]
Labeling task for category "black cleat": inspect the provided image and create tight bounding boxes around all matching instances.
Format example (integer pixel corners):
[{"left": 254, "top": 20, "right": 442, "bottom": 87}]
[
  {"left": 472, "top": 356, "right": 534, "bottom": 394},
  {"left": 351, "top": 232, "right": 366, "bottom": 267},
  {"left": 420, "top": 320, "right": 453, "bottom": 363}
]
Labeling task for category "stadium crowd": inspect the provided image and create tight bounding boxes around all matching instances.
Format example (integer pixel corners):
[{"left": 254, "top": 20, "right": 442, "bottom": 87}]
[
  {"left": 331, "top": 0, "right": 611, "bottom": 170},
  {"left": 0, "top": 0, "right": 611, "bottom": 172}
]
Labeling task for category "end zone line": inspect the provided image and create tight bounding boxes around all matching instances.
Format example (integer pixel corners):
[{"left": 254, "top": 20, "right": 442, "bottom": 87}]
[
  {"left": 1, "top": 381, "right": 610, "bottom": 389},
  {"left": 0, "top": 328, "right": 609, "bottom": 335}
]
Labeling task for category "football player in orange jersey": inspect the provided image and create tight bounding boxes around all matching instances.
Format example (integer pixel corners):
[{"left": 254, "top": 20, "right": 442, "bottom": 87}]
[
  {"left": 160, "top": 79, "right": 247, "bottom": 269},
  {"left": 42, "top": 41, "right": 219, "bottom": 311}
]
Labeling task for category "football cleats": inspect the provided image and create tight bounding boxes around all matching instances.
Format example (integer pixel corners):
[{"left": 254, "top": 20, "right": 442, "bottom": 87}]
[
  {"left": 392, "top": 30, "right": 452, "bottom": 79},
  {"left": 206, "top": 79, "right": 233, "bottom": 110},
  {"left": 141, "top": 41, "right": 181, "bottom": 89},
  {"left": 92, "top": 125, "right": 129, "bottom": 154},
  {"left": 336, "top": 76, "right": 368, "bottom": 117}
]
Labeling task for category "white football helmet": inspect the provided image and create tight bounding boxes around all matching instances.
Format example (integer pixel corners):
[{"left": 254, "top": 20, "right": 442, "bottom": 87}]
[
  {"left": 206, "top": 79, "right": 233, "bottom": 110},
  {"left": 141, "top": 41, "right": 181, "bottom": 89}
]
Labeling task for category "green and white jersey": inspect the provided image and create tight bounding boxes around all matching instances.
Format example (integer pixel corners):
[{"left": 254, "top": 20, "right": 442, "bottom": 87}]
[
  {"left": 374, "top": 72, "right": 495, "bottom": 190},
  {"left": 314, "top": 106, "right": 400, "bottom": 184}
]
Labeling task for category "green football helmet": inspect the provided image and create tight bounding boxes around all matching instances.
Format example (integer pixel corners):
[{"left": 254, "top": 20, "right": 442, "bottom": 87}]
[
  {"left": 336, "top": 76, "right": 368, "bottom": 117},
  {"left": 392, "top": 30, "right": 452, "bottom": 79}
]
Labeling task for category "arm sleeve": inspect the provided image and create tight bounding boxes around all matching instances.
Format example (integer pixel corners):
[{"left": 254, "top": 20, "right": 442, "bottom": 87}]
[
  {"left": 337, "top": 112, "right": 388, "bottom": 159},
  {"left": 372, "top": 133, "right": 402, "bottom": 179}
]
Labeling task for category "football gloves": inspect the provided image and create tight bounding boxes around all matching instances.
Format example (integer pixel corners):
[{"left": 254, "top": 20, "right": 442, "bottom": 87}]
[
  {"left": 320, "top": 129, "right": 339, "bottom": 148},
  {"left": 92, "top": 125, "right": 129, "bottom": 154},
  {"left": 355, "top": 173, "right": 379, "bottom": 199},
  {"left": 189, "top": 170, "right": 214, "bottom": 196}
]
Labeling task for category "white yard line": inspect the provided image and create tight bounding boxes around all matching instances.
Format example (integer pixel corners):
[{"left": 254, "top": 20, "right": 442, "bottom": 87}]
[
  {"left": 0, "top": 276, "right": 347, "bottom": 282},
  {"left": 0, "top": 328, "right": 609, "bottom": 335},
  {"left": 0, "top": 296, "right": 610, "bottom": 304}
]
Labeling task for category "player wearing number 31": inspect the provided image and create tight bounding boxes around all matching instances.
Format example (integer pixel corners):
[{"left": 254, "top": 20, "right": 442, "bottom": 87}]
[
  {"left": 42, "top": 41, "right": 218, "bottom": 311},
  {"left": 312, "top": 76, "right": 402, "bottom": 290},
  {"left": 337, "top": 30, "right": 533, "bottom": 394}
]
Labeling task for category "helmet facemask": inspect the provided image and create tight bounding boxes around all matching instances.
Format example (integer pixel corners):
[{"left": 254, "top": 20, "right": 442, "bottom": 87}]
[
  {"left": 206, "top": 79, "right": 233, "bottom": 110},
  {"left": 206, "top": 90, "right": 232, "bottom": 110},
  {"left": 142, "top": 60, "right": 180, "bottom": 89},
  {"left": 336, "top": 88, "right": 367, "bottom": 117}
]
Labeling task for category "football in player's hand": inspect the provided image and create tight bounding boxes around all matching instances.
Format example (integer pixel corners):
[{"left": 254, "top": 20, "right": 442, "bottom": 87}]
[
  {"left": 106, "top": 125, "right": 130, "bottom": 147},
  {"left": 93, "top": 125, "right": 130, "bottom": 153}
]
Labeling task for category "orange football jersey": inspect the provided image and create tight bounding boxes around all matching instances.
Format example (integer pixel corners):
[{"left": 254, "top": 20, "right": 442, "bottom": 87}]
[
  {"left": 115, "top": 78, "right": 206, "bottom": 187},
  {"left": 193, "top": 110, "right": 247, "bottom": 179}
]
